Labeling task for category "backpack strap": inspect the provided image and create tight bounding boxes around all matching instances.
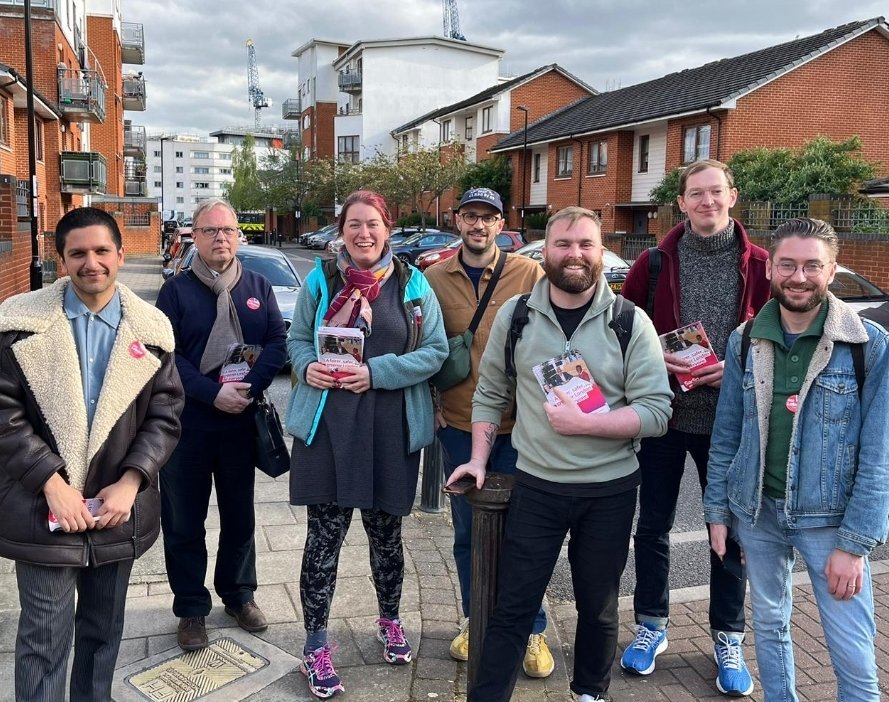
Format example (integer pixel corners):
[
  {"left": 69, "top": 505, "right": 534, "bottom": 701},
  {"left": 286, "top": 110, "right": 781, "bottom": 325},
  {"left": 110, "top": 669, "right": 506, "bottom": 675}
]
[
  {"left": 739, "top": 319, "right": 754, "bottom": 370},
  {"left": 645, "top": 247, "right": 662, "bottom": 319},
  {"left": 505, "top": 294, "right": 531, "bottom": 379},
  {"left": 607, "top": 294, "right": 636, "bottom": 361}
]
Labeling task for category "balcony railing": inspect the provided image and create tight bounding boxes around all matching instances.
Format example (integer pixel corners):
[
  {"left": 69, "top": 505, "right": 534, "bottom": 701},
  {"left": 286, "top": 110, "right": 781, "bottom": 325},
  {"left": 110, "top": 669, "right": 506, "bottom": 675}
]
[
  {"left": 124, "top": 179, "right": 147, "bottom": 197},
  {"left": 60, "top": 152, "right": 106, "bottom": 194},
  {"left": 338, "top": 70, "right": 362, "bottom": 93},
  {"left": 123, "top": 157, "right": 146, "bottom": 180},
  {"left": 282, "top": 98, "right": 302, "bottom": 119},
  {"left": 0, "top": 0, "right": 54, "bottom": 6},
  {"left": 58, "top": 68, "right": 106, "bottom": 123},
  {"left": 122, "top": 74, "right": 146, "bottom": 111},
  {"left": 120, "top": 22, "right": 145, "bottom": 64},
  {"left": 124, "top": 123, "right": 146, "bottom": 154},
  {"left": 283, "top": 129, "right": 301, "bottom": 149}
]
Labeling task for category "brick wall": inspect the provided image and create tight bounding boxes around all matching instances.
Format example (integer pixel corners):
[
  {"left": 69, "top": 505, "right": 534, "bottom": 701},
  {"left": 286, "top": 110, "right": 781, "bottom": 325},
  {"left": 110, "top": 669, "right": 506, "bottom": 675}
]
[
  {"left": 0, "top": 175, "right": 33, "bottom": 300},
  {"left": 315, "top": 103, "right": 337, "bottom": 159},
  {"left": 86, "top": 15, "right": 123, "bottom": 197},
  {"left": 90, "top": 200, "right": 161, "bottom": 255},
  {"left": 508, "top": 72, "right": 591, "bottom": 132}
]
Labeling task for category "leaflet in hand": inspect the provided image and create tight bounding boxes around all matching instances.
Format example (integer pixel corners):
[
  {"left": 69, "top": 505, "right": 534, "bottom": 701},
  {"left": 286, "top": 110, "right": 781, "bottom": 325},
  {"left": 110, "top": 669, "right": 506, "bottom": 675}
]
[
  {"left": 48, "top": 497, "right": 104, "bottom": 532},
  {"left": 219, "top": 343, "right": 263, "bottom": 383},
  {"left": 317, "top": 326, "right": 364, "bottom": 379},
  {"left": 659, "top": 321, "right": 719, "bottom": 392},
  {"left": 532, "top": 350, "right": 609, "bottom": 414}
]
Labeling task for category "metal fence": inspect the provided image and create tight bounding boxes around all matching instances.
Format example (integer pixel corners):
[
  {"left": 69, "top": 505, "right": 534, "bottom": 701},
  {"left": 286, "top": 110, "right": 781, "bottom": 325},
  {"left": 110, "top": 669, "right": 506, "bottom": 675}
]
[
  {"left": 15, "top": 180, "right": 29, "bottom": 219},
  {"left": 737, "top": 202, "right": 809, "bottom": 230},
  {"left": 620, "top": 235, "right": 656, "bottom": 261},
  {"left": 123, "top": 212, "right": 150, "bottom": 226},
  {"left": 832, "top": 205, "right": 889, "bottom": 233}
]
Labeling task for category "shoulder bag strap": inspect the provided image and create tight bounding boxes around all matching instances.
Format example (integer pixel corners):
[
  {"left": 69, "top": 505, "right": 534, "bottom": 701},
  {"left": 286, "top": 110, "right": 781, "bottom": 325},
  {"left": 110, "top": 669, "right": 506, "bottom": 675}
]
[{"left": 466, "top": 249, "right": 507, "bottom": 335}]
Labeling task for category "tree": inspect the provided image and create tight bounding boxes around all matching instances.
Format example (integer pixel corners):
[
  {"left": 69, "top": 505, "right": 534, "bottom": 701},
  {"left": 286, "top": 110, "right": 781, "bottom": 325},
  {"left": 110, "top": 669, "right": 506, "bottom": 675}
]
[
  {"left": 649, "top": 136, "right": 878, "bottom": 205},
  {"left": 458, "top": 155, "right": 512, "bottom": 203},
  {"left": 224, "top": 133, "right": 265, "bottom": 211},
  {"left": 374, "top": 143, "right": 468, "bottom": 230}
]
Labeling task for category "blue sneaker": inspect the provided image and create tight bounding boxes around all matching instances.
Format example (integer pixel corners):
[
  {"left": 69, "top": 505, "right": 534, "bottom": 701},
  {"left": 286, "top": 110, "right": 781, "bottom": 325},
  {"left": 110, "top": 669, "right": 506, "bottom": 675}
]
[
  {"left": 620, "top": 622, "right": 667, "bottom": 675},
  {"left": 714, "top": 632, "right": 754, "bottom": 696}
]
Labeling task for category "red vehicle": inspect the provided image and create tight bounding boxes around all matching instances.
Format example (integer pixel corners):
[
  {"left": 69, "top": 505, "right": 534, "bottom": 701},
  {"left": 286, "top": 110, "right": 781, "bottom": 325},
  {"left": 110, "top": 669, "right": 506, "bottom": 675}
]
[{"left": 416, "top": 230, "right": 525, "bottom": 271}]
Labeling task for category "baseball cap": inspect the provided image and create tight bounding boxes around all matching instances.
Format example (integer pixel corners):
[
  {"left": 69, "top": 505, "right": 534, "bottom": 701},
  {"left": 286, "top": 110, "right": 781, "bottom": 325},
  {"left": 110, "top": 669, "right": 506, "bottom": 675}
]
[{"left": 456, "top": 187, "right": 503, "bottom": 215}]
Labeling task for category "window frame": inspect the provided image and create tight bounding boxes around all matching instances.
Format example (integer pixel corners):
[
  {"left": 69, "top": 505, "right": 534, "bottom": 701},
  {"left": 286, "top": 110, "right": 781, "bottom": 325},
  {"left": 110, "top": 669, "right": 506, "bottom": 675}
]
[
  {"left": 337, "top": 135, "right": 359, "bottom": 164},
  {"left": 682, "top": 124, "right": 711, "bottom": 164},
  {"left": 587, "top": 139, "right": 607, "bottom": 175},
  {"left": 556, "top": 145, "right": 573, "bottom": 179},
  {"left": 638, "top": 135, "right": 650, "bottom": 173},
  {"left": 533, "top": 153, "right": 541, "bottom": 183},
  {"left": 481, "top": 106, "right": 492, "bottom": 133}
]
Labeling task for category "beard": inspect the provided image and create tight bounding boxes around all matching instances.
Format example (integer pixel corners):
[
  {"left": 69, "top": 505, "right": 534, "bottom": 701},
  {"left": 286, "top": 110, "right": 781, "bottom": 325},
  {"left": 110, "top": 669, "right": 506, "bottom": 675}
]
[
  {"left": 543, "top": 256, "right": 602, "bottom": 294},
  {"left": 770, "top": 278, "right": 828, "bottom": 313}
]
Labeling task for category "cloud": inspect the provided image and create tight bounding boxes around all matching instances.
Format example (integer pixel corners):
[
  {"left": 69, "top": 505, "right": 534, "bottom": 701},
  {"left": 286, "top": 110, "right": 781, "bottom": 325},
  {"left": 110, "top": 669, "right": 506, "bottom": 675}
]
[{"left": 131, "top": 0, "right": 886, "bottom": 135}]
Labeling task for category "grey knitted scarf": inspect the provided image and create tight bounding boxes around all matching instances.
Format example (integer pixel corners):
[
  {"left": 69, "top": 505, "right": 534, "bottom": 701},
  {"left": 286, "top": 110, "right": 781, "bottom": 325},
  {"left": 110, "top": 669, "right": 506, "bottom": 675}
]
[{"left": 191, "top": 253, "right": 244, "bottom": 374}]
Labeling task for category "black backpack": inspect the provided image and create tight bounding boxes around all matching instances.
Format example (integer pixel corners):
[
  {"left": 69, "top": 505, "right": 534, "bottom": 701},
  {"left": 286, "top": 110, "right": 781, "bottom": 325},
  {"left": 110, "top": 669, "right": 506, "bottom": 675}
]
[
  {"left": 505, "top": 293, "right": 636, "bottom": 379},
  {"left": 644, "top": 246, "right": 663, "bottom": 319}
]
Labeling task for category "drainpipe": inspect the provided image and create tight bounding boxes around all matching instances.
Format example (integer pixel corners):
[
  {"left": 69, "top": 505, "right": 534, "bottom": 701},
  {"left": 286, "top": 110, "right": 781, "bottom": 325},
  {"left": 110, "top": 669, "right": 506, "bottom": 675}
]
[
  {"left": 572, "top": 136, "right": 584, "bottom": 206},
  {"left": 706, "top": 106, "right": 723, "bottom": 161}
]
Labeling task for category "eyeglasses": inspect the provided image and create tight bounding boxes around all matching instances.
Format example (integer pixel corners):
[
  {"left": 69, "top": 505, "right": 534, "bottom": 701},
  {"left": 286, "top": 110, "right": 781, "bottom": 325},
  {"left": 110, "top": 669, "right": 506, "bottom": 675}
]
[
  {"left": 683, "top": 186, "right": 732, "bottom": 202},
  {"left": 773, "top": 261, "right": 827, "bottom": 278},
  {"left": 459, "top": 212, "right": 501, "bottom": 226},
  {"left": 193, "top": 226, "right": 238, "bottom": 238}
]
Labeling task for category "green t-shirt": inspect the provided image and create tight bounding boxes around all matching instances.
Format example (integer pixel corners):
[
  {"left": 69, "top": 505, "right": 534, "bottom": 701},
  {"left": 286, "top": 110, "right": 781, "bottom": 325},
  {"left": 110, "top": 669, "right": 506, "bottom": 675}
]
[{"left": 749, "top": 299, "right": 828, "bottom": 498}]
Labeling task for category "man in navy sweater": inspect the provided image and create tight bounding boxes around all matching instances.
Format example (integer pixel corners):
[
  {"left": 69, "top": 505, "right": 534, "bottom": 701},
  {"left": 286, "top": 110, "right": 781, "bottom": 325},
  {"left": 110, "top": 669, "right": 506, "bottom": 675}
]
[{"left": 156, "top": 197, "right": 286, "bottom": 650}]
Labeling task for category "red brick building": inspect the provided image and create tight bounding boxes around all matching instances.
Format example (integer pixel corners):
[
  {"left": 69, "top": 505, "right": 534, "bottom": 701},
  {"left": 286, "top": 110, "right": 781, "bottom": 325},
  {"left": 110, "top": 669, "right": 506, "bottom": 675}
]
[
  {"left": 0, "top": 1, "right": 154, "bottom": 301},
  {"left": 490, "top": 18, "right": 889, "bottom": 245}
]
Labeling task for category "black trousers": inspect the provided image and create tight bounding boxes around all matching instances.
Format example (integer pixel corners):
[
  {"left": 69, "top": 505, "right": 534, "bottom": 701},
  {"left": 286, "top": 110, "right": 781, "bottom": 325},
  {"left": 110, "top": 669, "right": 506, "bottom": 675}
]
[
  {"left": 15, "top": 559, "right": 133, "bottom": 702},
  {"left": 633, "top": 429, "right": 746, "bottom": 634},
  {"left": 160, "top": 427, "right": 258, "bottom": 616},
  {"left": 470, "top": 479, "right": 637, "bottom": 701}
]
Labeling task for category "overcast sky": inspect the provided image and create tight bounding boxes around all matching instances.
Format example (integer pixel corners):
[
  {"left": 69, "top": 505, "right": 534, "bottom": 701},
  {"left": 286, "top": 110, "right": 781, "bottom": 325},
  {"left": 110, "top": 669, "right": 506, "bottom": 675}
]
[{"left": 133, "top": 0, "right": 886, "bottom": 137}]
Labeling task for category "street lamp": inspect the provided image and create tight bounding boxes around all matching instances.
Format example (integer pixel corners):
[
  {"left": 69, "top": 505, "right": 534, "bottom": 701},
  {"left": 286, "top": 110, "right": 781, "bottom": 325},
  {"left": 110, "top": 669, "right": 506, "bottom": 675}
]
[
  {"left": 24, "top": 0, "right": 42, "bottom": 290},
  {"left": 516, "top": 105, "right": 529, "bottom": 238}
]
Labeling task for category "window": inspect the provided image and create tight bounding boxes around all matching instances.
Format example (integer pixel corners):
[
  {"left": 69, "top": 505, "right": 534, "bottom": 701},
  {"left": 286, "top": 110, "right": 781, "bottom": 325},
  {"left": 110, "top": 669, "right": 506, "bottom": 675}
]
[
  {"left": 556, "top": 146, "right": 573, "bottom": 178},
  {"left": 0, "top": 94, "right": 8, "bottom": 145},
  {"left": 638, "top": 135, "right": 649, "bottom": 173},
  {"left": 176, "top": 181, "right": 184, "bottom": 188},
  {"left": 176, "top": 197, "right": 184, "bottom": 204},
  {"left": 194, "top": 167, "right": 209, "bottom": 174},
  {"left": 337, "top": 135, "right": 359, "bottom": 164},
  {"left": 175, "top": 151, "right": 183, "bottom": 158},
  {"left": 683, "top": 124, "right": 711, "bottom": 163},
  {"left": 153, "top": 165, "right": 162, "bottom": 173},
  {"left": 220, "top": 168, "right": 232, "bottom": 175},
  {"left": 153, "top": 149, "right": 161, "bottom": 157},
  {"left": 154, "top": 180, "right": 162, "bottom": 187},
  {"left": 481, "top": 106, "right": 492, "bottom": 133},
  {"left": 533, "top": 153, "right": 541, "bottom": 183},
  {"left": 34, "top": 119, "right": 43, "bottom": 161},
  {"left": 175, "top": 166, "right": 183, "bottom": 173},
  {"left": 401, "top": 134, "right": 408, "bottom": 151},
  {"left": 465, "top": 116, "right": 473, "bottom": 141},
  {"left": 219, "top": 153, "right": 231, "bottom": 160},
  {"left": 194, "top": 182, "right": 209, "bottom": 189},
  {"left": 587, "top": 140, "right": 607, "bottom": 175},
  {"left": 441, "top": 120, "right": 452, "bottom": 142},
  {"left": 192, "top": 151, "right": 210, "bottom": 159}
]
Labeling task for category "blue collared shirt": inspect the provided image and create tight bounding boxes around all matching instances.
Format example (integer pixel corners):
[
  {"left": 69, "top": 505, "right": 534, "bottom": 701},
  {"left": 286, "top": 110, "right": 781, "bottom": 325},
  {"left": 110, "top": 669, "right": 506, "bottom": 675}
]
[{"left": 64, "top": 284, "right": 121, "bottom": 429}]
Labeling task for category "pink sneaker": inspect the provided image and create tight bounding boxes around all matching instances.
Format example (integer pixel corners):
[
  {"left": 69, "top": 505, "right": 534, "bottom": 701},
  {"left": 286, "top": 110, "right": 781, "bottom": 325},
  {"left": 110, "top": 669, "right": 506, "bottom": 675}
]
[{"left": 376, "top": 617, "right": 412, "bottom": 664}]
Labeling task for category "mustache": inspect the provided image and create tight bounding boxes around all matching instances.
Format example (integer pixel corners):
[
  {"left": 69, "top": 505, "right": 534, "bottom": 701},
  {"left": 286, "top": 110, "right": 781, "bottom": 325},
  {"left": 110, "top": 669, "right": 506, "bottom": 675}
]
[{"left": 560, "top": 258, "right": 590, "bottom": 268}]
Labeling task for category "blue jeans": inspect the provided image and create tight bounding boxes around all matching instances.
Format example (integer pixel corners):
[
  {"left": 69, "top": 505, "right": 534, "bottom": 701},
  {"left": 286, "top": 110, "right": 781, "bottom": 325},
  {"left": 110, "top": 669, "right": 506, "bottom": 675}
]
[
  {"left": 438, "top": 425, "right": 547, "bottom": 634},
  {"left": 737, "top": 497, "right": 879, "bottom": 702},
  {"left": 633, "top": 429, "right": 746, "bottom": 637}
]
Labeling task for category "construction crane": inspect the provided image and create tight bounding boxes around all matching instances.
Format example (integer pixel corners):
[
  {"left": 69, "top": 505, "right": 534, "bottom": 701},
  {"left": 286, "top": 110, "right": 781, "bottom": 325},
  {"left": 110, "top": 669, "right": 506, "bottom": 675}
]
[
  {"left": 246, "top": 39, "right": 272, "bottom": 130},
  {"left": 442, "top": 0, "right": 466, "bottom": 41}
]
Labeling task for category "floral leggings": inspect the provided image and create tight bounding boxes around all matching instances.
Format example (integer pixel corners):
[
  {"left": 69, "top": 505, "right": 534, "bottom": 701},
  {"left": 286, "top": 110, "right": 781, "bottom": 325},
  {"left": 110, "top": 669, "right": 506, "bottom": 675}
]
[{"left": 301, "top": 502, "right": 404, "bottom": 633}]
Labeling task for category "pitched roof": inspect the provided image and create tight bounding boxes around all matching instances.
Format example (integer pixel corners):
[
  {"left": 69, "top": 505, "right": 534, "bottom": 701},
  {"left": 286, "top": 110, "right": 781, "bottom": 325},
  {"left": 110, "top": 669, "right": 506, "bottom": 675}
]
[
  {"left": 391, "top": 64, "right": 595, "bottom": 136},
  {"left": 492, "top": 17, "right": 886, "bottom": 151}
]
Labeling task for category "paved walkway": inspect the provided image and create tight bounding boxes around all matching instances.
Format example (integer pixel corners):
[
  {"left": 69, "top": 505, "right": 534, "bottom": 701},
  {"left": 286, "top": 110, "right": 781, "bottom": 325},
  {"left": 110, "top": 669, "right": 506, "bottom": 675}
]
[{"left": 0, "top": 256, "right": 887, "bottom": 701}]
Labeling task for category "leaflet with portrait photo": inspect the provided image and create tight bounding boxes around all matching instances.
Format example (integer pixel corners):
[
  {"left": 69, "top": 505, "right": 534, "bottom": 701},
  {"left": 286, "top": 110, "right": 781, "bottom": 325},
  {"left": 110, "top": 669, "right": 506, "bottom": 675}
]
[
  {"left": 48, "top": 497, "right": 104, "bottom": 532},
  {"left": 218, "top": 343, "right": 263, "bottom": 383},
  {"left": 532, "top": 350, "right": 609, "bottom": 414},
  {"left": 658, "top": 321, "right": 719, "bottom": 392},
  {"left": 317, "top": 326, "right": 364, "bottom": 380}
]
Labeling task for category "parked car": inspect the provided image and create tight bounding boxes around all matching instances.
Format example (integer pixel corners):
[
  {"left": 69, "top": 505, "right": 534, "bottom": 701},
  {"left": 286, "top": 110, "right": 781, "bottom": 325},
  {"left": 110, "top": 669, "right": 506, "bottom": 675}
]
[
  {"left": 171, "top": 245, "right": 302, "bottom": 333},
  {"left": 307, "top": 228, "right": 340, "bottom": 250},
  {"left": 390, "top": 230, "right": 457, "bottom": 265},
  {"left": 300, "top": 223, "right": 338, "bottom": 246},
  {"left": 831, "top": 264, "right": 889, "bottom": 311},
  {"left": 325, "top": 227, "right": 418, "bottom": 256},
  {"left": 162, "top": 227, "right": 193, "bottom": 265},
  {"left": 415, "top": 230, "right": 526, "bottom": 271},
  {"left": 515, "top": 239, "right": 631, "bottom": 293},
  {"left": 161, "top": 239, "right": 194, "bottom": 279}
]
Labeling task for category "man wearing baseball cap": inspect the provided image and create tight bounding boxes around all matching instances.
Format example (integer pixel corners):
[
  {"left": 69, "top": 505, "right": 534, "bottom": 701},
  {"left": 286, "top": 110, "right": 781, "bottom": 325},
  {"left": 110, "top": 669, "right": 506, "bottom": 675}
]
[{"left": 425, "top": 187, "right": 551, "bottom": 676}]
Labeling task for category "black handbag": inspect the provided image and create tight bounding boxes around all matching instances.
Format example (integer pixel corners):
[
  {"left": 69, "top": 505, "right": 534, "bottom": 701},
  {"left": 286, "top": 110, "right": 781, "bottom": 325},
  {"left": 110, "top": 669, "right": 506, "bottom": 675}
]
[{"left": 254, "top": 393, "right": 290, "bottom": 478}]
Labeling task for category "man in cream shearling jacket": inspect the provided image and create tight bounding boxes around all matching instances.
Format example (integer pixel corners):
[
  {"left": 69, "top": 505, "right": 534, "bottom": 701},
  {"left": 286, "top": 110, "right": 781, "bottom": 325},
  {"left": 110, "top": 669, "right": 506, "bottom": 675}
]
[{"left": 0, "top": 207, "right": 183, "bottom": 702}]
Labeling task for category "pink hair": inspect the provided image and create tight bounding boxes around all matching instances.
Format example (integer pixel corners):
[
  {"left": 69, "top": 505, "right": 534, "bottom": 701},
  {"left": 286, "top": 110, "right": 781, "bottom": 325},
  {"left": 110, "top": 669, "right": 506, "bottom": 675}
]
[{"left": 339, "top": 190, "right": 393, "bottom": 235}]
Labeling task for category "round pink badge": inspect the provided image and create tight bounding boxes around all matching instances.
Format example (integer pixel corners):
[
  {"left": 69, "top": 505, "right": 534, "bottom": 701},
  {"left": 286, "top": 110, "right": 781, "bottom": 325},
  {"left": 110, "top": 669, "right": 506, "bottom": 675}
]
[
  {"left": 246, "top": 297, "right": 261, "bottom": 310},
  {"left": 785, "top": 394, "right": 799, "bottom": 413},
  {"left": 129, "top": 341, "right": 146, "bottom": 359}
]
